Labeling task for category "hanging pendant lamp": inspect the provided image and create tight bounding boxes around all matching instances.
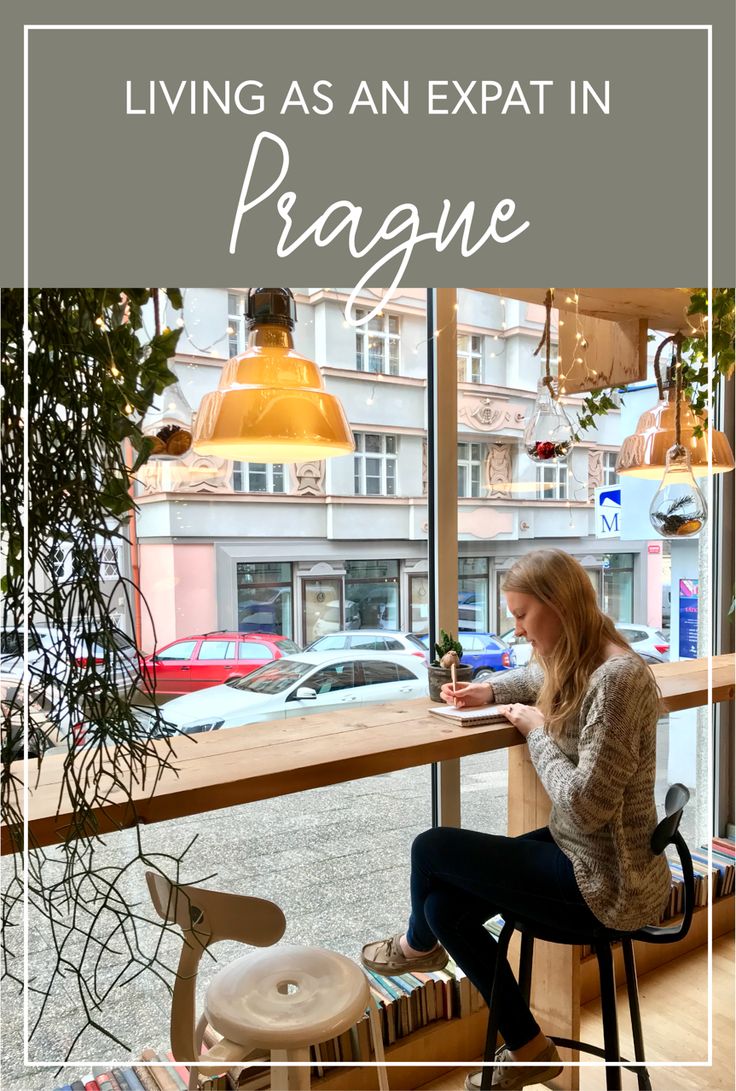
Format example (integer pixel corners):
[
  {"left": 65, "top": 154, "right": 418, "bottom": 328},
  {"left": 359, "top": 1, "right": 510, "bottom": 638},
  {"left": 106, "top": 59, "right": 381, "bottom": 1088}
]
[
  {"left": 649, "top": 354, "right": 708, "bottom": 538},
  {"left": 142, "top": 380, "right": 195, "bottom": 458},
  {"left": 192, "top": 288, "right": 354, "bottom": 463},
  {"left": 616, "top": 332, "right": 734, "bottom": 478},
  {"left": 139, "top": 288, "right": 195, "bottom": 459},
  {"left": 524, "top": 289, "right": 574, "bottom": 463}
]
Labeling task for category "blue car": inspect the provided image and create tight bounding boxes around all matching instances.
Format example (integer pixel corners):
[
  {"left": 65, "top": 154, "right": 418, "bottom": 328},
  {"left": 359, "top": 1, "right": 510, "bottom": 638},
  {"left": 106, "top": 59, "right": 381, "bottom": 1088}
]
[{"left": 419, "top": 632, "right": 516, "bottom": 681}]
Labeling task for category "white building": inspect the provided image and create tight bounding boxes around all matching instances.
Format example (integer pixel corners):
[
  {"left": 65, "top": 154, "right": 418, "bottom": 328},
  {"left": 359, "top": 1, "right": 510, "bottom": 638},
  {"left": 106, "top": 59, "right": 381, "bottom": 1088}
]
[{"left": 134, "top": 288, "right": 662, "bottom": 650}]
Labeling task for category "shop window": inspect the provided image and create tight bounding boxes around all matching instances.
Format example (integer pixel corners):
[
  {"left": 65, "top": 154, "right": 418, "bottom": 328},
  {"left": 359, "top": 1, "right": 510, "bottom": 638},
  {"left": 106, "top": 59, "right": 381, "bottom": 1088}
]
[
  {"left": 237, "top": 562, "right": 293, "bottom": 638},
  {"left": 355, "top": 309, "right": 400, "bottom": 374},
  {"left": 345, "top": 559, "right": 400, "bottom": 629}
]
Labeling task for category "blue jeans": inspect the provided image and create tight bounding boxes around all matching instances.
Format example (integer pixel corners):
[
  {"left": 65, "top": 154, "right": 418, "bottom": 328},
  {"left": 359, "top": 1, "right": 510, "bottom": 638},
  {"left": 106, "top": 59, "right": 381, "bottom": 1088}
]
[{"left": 405, "top": 825, "right": 602, "bottom": 1050}]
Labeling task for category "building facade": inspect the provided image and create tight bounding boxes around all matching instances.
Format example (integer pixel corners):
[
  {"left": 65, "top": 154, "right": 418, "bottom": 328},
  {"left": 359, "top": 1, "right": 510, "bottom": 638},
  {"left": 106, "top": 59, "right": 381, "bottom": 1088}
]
[{"left": 134, "top": 288, "right": 663, "bottom": 651}]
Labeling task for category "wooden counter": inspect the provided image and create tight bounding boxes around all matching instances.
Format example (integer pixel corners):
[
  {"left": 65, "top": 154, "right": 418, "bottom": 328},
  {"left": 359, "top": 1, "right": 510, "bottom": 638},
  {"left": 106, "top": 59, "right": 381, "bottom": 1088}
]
[{"left": 3, "top": 654, "right": 733, "bottom": 855}]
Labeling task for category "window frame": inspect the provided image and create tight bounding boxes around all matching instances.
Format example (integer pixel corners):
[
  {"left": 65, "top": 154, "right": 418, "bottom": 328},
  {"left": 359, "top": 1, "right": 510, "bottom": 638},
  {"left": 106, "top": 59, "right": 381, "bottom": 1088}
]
[
  {"left": 354, "top": 309, "right": 401, "bottom": 375},
  {"left": 353, "top": 432, "right": 398, "bottom": 496}
]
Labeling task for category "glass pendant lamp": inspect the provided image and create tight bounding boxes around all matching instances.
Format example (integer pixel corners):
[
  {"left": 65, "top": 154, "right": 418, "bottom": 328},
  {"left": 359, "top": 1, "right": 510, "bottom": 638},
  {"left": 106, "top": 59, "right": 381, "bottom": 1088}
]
[
  {"left": 648, "top": 347, "right": 709, "bottom": 537},
  {"left": 649, "top": 446, "right": 707, "bottom": 537},
  {"left": 524, "top": 377, "right": 574, "bottom": 463},
  {"left": 141, "top": 380, "right": 194, "bottom": 459},
  {"left": 524, "top": 288, "right": 574, "bottom": 464},
  {"left": 192, "top": 288, "right": 354, "bottom": 462}
]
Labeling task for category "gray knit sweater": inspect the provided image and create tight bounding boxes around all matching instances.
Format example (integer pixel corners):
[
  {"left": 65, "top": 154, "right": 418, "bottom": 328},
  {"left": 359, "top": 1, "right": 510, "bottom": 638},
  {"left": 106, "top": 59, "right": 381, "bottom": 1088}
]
[{"left": 491, "top": 655, "right": 671, "bottom": 931}]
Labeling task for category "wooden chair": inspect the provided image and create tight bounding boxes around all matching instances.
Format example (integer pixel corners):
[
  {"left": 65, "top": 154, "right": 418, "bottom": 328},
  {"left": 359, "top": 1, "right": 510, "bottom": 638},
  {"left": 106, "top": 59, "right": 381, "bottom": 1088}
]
[{"left": 146, "top": 872, "right": 388, "bottom": 1091}]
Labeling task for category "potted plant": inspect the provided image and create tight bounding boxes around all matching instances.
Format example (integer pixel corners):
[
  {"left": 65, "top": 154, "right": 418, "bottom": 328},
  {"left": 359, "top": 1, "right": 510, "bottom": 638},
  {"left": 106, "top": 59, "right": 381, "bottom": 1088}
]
[{"left": 428, "top": 630, "right": 473, "bottom": 702}]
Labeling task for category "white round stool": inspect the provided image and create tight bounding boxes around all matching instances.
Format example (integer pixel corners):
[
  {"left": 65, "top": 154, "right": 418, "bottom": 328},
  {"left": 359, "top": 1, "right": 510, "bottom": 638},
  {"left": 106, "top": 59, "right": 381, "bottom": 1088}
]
[
  {"left": 145, "top": 872, "right": 388, "bottom": 1091},
  {"left": 205, "top": 944, "right": 388, "bottom": 1090}
]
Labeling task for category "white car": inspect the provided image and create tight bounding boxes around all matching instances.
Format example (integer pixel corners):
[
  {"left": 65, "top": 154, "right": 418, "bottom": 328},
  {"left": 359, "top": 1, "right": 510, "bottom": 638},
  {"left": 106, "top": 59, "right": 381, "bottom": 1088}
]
[
  {"left": 615, "top": 624, "right": 670, "bottom": 663},
  {"left": 306, "top": 629, "right": 429, "bottom": 661},
  {"left": 152, "top": 651, "right": 429, "bottom": 735},
  {"left": 501, "top": 624, "right": 670, "bottom": 666},
  {"left": 500, "top": 629, "right": 534, "bottom": 666}
]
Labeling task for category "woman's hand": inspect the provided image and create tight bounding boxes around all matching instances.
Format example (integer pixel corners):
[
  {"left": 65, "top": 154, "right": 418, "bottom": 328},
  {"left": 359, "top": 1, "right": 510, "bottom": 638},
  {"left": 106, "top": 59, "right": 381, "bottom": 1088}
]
[
  {"left": 439, "top": 680, "right": 493, "bottom": 708},
  {"left": 502, "top": 703, "right": 545, "bottom": 738}
]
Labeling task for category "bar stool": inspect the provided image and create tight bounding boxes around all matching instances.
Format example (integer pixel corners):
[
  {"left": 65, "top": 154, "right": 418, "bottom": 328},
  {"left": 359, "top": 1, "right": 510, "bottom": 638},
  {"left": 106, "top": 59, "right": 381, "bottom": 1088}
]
[
  {"left": 146, "top": 872, "right": 389, "bottom": 1091},
  {"left": 479, "top": 784, "right": 695, "bottom": 1091}
]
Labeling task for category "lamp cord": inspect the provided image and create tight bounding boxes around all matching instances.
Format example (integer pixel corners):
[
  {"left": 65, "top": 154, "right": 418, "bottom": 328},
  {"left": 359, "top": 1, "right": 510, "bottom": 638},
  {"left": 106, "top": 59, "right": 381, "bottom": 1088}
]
[
  {"left": 653, "top": 329, "right": 685, "bottom": 401},
  {"left": 533, "top": 288, "right": 555, "bottom": 395},
  {"left": 152, "top": 287, "right": 161, "bottom": 337},
  {"left": 674, "top": 338, "right": 683, "bottom": 448}
]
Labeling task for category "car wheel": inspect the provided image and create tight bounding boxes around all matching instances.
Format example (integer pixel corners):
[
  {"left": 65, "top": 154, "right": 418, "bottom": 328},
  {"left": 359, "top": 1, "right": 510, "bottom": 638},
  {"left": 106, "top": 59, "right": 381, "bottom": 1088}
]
[{"left": 474, "top": 668, "right": 495, "bottom": 682}]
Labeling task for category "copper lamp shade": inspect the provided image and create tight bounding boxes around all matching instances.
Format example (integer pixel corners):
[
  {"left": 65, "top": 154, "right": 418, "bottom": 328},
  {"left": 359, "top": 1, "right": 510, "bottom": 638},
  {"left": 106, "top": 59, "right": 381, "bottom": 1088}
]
[
  {"left": 192, "top": 288, "right": 354, "bottom": 463},
  {"left": 616, "top": 385, "right": 734, "bottom": 479}
]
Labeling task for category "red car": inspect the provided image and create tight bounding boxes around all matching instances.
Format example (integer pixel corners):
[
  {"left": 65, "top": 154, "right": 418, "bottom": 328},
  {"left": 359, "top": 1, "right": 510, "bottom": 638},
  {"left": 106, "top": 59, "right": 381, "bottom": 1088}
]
[{"left": 142, "top": 631, "right": 299, "bottom": 695}]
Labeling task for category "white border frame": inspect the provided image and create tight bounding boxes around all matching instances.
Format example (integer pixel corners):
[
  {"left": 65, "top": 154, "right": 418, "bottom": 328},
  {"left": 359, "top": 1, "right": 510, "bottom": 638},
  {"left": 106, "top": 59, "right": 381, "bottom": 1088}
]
[{"left": 21, "top": 19, "right": 715, "bottom": 1075}]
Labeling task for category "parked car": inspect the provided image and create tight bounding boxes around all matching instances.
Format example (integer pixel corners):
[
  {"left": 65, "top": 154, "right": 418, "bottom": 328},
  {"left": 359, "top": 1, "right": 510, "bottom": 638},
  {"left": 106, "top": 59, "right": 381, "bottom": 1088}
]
[
  {"left": 500, "top": 623, "right": 670, "bottom": 666},
  {"left": 311, "top": 600, "right": 362, "bottom": 640},
  {"left": 615, "top": 624, "right": 670, "bottom": 663},
  {"left": 419, "top": 632, "right": 515, "bottom": 681},
  {"left": 141, "top": 631, "right": 300, "bottom": 695},
  {"left": 1, "top": 670, "right": 74, "bottom": 759},
  {"left": 500, "top": 629, "right": 534, "bottom": 667},
  {"left": 306, "top": 629, "right": 429, "bottom": 661},
  {"left": 148, "top": 651, "right": 429, "bottom": 736},
  {"left": 0, "top": 624, "right": 139, "bottom": 691}
]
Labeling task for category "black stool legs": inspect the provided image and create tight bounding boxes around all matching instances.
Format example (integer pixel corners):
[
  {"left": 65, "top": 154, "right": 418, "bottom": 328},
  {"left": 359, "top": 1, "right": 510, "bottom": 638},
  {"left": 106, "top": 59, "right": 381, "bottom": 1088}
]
[
  {"left": 482, "top": 924, "right": 655, "bottom": 1091},
  {"left": 594, "top": 941, "right": 621, "bottom": 1090}
]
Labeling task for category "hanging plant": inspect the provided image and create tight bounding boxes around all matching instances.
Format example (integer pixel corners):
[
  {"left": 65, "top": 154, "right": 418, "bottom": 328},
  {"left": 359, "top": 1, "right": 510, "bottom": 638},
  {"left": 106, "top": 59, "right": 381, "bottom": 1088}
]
[{"left": 0, "top": 288, "right": 205, "bottom": 1057}]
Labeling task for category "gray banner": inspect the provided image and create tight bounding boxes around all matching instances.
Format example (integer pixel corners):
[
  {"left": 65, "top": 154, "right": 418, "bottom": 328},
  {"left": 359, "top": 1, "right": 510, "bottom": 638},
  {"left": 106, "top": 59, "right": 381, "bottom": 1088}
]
[{"left": 1, "top": 2, "right": 733, "bottom": 286}]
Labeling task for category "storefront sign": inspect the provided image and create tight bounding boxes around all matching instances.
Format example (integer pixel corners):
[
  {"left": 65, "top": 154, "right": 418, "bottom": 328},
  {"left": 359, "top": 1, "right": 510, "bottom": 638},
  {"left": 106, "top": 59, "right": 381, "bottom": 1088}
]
[
  {"left": 678, "top": 578, "right": 699, "bottom": 659},
  {"left": 594, "top": 485, "right": 621, "bottom": 538}
]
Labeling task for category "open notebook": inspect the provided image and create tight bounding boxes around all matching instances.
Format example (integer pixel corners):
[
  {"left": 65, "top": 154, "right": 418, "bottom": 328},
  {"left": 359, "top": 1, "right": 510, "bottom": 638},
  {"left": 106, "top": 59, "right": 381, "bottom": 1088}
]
[{"left": 428, "top": 704, "right": 510, "bottom": 727}]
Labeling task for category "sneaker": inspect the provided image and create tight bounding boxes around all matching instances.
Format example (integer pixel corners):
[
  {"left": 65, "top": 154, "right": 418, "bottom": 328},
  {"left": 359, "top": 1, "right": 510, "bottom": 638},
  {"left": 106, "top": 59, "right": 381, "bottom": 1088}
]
[
  {"left": 464, "top": 1039, "right": 563, "bottom": 1090},
  {"left": 361, "top": 933, "right": 449, "bottom": 974}
]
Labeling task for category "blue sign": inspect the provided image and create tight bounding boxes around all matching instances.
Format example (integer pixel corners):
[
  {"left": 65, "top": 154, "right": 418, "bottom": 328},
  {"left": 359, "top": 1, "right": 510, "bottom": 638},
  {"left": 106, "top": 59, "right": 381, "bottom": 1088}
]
[
  {"left": 594, "top": 485, "right": 621, "bottom": 538},
  {"left": 678, "top": 578, "right": 699, "bottom": 659}
]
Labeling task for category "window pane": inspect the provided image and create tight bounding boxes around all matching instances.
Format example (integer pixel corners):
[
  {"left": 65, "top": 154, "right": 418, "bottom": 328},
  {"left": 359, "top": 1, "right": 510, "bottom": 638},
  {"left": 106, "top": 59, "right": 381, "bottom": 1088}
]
[
  {"left": 238, "top": 641, "right": 274, "bottom": 659},
  {"left": 365, "top": 434, "right": 381, "bottom": 453},
  {"left": 385, "top": 435, "right": 396, "bottom": 454},
  {"left": 158, "top": 640, "right": 197, "bottom": 661},
  {"left": 361, "top": 660, "right": 400, "bottom": 685},
  {"left": 388, "top": 315, "right": 399, "bottom": 334},
  {"left": 196, "top": 640, "right": 231, "bottom": 660}
]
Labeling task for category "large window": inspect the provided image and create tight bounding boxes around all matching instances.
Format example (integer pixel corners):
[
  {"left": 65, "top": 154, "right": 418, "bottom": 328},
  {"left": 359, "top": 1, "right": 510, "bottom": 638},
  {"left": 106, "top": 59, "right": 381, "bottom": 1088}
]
[
  {"left": 537, "top": 459, "right": 568, "bottom": 499},
  {"left": 457, "top": 333, "right": 483, "bottom": 383},
  {"left": 355, "top": 309, "right": 400, "bottom": 374},
  {"left": 233, "top": 462, "right": 287, "bottom": 494},
  {"left": 353, "top": 433, "right": 397, "bottom": 495},
  {"left": 457, "top": 442, "right": 484, "bottom": 498},
  {"left": 345, "top": 559, "right": 400, "bottom": 630},
  {"left": 236, "top": 561, "right": 293, "bottom": 638},
  {"left": 227, "top": 291, "right": 246, "bottom": 357},
  {"left": 602, "top": 450, "right": 618, "bottom": 486}
]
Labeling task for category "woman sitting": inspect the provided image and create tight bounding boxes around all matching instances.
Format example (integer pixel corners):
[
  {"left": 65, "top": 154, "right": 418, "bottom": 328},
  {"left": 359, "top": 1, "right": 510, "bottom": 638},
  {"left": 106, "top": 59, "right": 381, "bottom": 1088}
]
[{"left": 361, "top": 549, "right": 670, "bottom": 1091}]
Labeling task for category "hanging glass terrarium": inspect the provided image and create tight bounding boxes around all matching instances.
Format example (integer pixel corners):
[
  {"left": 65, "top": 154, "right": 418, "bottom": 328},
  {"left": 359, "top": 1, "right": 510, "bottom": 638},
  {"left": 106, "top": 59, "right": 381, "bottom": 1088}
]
[
  {"left": 524, "top": 378, "right": 574, "bottom": 463},
  {"left": 649, "top": 445, "right": 707, "bottom": 538},
  {"left": 523, "top": 289, "right": 574, "bottom": 464},
  {"left": 142, "top": 380, "right": 194, "bottom": 459}
]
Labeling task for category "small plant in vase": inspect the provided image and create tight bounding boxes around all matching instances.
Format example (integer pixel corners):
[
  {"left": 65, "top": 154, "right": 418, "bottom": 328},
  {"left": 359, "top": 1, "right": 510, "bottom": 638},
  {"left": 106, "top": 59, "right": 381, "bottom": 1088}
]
[{"left": 428, "top": 630, "right": 473, "bottom": 702}]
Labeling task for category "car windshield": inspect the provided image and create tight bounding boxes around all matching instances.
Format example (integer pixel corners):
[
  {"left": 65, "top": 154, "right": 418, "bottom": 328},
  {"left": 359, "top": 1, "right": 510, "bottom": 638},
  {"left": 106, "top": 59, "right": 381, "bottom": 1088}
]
[
  {"left": 1, "top": 631, "right": 45, "bottom": 655},
  {"left": 405, "top": 634, "right": 427, "bottom": 650},
  {"left": 226, "top": 658, "right": 314, "bottom": 694}
]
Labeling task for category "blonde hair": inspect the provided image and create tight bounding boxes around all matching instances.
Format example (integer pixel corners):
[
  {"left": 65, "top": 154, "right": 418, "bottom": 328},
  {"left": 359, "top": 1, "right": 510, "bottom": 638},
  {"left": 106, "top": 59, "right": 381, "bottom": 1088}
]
[{"left": 501, "top": 549, "right": 634, "bottom": 737}]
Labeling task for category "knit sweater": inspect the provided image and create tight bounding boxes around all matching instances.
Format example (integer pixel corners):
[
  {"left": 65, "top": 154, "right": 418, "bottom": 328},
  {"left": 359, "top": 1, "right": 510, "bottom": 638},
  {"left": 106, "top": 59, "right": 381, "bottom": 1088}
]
[{"left": 491, "top": 655, "right": 671, "bottom": 931}]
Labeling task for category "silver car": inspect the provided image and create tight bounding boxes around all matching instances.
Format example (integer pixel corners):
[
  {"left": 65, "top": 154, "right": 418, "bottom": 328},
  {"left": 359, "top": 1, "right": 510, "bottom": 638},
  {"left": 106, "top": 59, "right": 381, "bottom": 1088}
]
[
  {"left": 306, "top": 629, "right": 429, "bottom": 661},
  {"left": 615, "top": 624, "right": 670, "bottom": 663}
]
